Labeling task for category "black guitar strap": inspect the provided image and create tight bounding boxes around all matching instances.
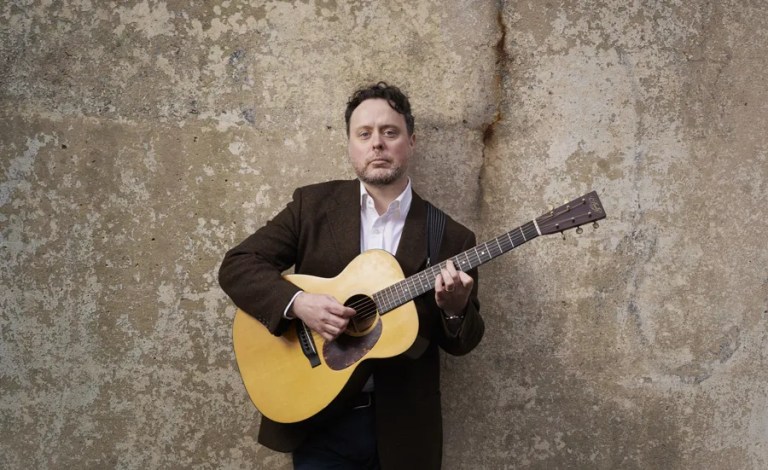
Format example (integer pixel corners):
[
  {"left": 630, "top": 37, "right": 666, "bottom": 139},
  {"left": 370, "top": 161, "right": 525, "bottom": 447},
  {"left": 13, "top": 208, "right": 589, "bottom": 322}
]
[{"left": 426, "top": 201, "right": 446, "bottom": 267}]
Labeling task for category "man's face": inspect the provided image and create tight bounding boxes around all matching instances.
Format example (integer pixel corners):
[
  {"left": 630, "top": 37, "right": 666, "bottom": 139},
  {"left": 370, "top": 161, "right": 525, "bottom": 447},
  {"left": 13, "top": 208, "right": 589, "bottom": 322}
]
[{"left": 347, "top": 98, "right": 415, "bottom": 187}]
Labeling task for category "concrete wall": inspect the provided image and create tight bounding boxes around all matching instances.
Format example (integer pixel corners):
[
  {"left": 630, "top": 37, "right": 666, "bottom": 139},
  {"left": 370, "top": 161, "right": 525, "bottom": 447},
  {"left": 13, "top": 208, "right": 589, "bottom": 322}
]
[{"left": 2, "top": 1, "right": 766, "bottom": 468}]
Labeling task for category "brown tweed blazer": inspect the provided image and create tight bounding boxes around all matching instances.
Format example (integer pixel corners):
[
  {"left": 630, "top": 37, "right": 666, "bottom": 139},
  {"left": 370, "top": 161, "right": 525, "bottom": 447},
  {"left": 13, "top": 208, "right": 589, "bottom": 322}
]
[{"left": 219, "top": 179, "right": 484, "bottom": 470}]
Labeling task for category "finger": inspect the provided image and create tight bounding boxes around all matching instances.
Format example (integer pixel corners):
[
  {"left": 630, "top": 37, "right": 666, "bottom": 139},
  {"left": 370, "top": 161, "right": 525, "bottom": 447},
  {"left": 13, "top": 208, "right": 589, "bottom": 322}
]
[
  {"left": 447, "top": 261, "right": 463, "bottom": 284},
  {"left": 326, "top": 306, "right": 356, "bottom": 320},
  {"left": 340, "top": 306, "right": 357, "bottom": 318},
  {"left": 458, "top": 271, "right": 474, "bottom": 289},
  {"left": 322, "top": 323, "right": 344, "bottom": 342},
  {"left": 312, "top": 321, "right": 332, "bottom": 341},
  {"left": 435, "top": 272, "right": 444, "bottom": 293},
  {"left": 445, "top": 259, "right": 458, "bottom": 278},
  {"left": 320, "top": 330, "right": 335, "bottom": 342},
  {"left": 441, "top": 268, "right": 455, "bottom": 292},
  {"left": 322, "top": 297, "right": 356, "bottom": 318},
  {"left": 323, "top": 312, "right": 347, "bottom": 329},
  {"left": 328, "top": 323, "right": 343, "bottom": 337}
]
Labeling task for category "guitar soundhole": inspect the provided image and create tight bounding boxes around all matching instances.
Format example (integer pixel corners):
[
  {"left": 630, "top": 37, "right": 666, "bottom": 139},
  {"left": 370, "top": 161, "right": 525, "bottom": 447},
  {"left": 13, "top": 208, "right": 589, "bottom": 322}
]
[{"left": 344, "top": 294, "right": 378, "bottom": 336}]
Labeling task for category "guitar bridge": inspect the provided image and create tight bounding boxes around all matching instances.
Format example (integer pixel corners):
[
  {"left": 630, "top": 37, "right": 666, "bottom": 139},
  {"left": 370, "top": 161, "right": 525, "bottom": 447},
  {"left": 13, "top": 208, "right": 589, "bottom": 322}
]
[{"left": 296, "top": 321, "right": 321, "bottom": 368}]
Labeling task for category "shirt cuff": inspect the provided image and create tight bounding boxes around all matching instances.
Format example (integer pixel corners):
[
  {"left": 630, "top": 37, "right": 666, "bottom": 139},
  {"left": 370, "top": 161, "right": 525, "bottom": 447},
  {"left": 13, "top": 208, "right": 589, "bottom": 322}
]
[{"left": 283, "top": 291, "right": 303, "bottom": 320}]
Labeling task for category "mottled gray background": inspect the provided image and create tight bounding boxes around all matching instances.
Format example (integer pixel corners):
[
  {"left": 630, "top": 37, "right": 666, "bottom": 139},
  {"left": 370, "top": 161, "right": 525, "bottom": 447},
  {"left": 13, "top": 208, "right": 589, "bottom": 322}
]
[{"left": 2, "top": 1, "right": 767, "bottom": 469}]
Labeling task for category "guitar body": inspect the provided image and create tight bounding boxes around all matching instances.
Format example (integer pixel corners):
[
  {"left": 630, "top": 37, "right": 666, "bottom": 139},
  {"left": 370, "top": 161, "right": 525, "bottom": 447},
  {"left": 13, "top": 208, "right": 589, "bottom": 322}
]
[{"left": 232, "top": 250, "right": 419, "bottom": 424}]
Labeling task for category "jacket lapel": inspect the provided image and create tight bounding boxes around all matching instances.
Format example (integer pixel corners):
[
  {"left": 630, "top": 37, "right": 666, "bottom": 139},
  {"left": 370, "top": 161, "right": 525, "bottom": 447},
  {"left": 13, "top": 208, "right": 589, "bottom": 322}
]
[
  {"left": 326, "top": 180, "right": 362, "bottom": 267},
  {"left": 325, "top": 180, "right": 428, "bottom": 276}
]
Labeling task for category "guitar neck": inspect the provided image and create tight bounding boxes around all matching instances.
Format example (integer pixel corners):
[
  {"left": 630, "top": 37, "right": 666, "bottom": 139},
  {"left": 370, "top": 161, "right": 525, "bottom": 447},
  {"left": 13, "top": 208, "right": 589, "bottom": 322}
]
[{"left": 374, "top": 220, "right": 540, "bottom": 313}]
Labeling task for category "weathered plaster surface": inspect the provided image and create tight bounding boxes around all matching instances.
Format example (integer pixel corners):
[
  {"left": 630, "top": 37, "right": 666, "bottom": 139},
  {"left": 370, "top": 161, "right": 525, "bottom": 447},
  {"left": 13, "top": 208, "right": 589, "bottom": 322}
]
[{"left": 1, "top": 1, "right": 767, "bottom": 469}]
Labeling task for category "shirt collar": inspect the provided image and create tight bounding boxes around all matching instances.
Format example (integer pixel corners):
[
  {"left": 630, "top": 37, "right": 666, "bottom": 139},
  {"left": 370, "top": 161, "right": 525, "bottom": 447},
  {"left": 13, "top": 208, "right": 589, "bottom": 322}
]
[{"left": 359, "top": 179, "right": 413, "bottom": 216}]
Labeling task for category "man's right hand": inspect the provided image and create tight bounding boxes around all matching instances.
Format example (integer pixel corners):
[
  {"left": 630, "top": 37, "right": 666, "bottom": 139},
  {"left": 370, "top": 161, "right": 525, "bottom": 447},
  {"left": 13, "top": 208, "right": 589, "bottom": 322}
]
[{"left": 290, "top": 292, "right": 356, "bottom": 342}]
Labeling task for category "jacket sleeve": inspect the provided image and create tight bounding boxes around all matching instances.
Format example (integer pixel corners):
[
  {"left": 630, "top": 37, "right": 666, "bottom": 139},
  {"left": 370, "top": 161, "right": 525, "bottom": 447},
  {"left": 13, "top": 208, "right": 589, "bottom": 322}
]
[
  {"left": 218, "top": 188, "right": 304, "bottom": 335},
  {"left": 436, "top": 230, "right": 485, "bottom": 356}
]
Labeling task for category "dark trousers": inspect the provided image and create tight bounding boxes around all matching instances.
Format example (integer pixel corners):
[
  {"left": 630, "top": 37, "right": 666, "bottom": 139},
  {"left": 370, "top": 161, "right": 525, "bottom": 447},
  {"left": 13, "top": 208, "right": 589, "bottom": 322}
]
[{"left": 292, "top": 395, "right": 379, "bottom": 470}]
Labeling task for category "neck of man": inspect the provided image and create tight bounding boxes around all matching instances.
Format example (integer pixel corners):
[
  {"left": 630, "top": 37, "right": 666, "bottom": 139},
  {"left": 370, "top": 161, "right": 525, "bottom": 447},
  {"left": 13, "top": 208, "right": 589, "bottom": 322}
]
[{"left": 363, "top": 176, "right": 409, "bottom": 215}]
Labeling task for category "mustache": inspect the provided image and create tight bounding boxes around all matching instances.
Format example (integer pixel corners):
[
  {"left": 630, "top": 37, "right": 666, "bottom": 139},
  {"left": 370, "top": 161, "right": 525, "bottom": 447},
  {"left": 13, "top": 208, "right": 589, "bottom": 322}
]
[{"left": 368, "top": 151, "right": 390, "bottom": 162}]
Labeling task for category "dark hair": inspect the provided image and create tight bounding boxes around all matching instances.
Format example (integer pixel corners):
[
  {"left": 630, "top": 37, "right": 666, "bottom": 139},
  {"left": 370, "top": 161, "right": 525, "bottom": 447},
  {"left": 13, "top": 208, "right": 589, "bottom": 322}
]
[{"left": 345, "top": 81, "right": 415, "bottom": 136}]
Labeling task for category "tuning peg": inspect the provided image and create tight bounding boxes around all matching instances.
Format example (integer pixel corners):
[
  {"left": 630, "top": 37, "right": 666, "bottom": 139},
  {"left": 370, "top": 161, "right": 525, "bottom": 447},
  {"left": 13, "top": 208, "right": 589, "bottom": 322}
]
[
  {"left": 561, "top": 231, "right": 566, "bottom": 240},
  {"left": 576, "top": 226, "right": 583, "bottom": 235},
  {"left": 593, "top": 221, "right": 599, "bottom": 229}
]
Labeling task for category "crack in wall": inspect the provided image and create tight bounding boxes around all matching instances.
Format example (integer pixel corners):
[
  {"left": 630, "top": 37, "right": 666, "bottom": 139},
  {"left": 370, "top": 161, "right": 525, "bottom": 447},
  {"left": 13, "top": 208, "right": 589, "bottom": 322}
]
[
  {"left": 483, "top": 0, "right": 508, "bottom": 150},
  {"left": 475, "top": 0, "right": 508, "bottom": 219}
]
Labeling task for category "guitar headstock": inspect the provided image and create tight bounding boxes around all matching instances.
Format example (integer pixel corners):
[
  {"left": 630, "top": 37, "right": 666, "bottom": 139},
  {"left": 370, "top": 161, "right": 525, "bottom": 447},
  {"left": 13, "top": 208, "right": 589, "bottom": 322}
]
[{"left": 536, "top": 191, "right": 606, "bottom": 236}]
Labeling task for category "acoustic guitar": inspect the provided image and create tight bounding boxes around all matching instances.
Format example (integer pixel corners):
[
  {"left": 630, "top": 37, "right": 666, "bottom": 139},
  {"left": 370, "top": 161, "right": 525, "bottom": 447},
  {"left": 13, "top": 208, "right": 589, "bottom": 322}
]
[{"left": 232, "top": 191, "right": 606, "bottom": 423}]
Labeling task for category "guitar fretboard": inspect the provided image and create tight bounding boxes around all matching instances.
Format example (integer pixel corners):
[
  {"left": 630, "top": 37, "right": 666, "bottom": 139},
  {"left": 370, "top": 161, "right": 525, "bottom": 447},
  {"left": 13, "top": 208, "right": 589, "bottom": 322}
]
[{"left": 373, "top": 220, "right": 540, "bottom": 313}]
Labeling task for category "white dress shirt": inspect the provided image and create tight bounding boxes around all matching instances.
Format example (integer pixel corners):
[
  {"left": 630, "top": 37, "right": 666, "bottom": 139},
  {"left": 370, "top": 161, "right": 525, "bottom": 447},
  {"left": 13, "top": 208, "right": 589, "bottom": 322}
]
[{"left": 359, "top": 179, "right": 412, "bottom": 255}]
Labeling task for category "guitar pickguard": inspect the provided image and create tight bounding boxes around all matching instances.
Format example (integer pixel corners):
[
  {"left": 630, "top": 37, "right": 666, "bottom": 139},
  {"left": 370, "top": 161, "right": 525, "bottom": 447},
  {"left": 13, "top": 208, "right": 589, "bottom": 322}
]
[{"left": 323, "top": 319, "right": 382, "bottom": 370}]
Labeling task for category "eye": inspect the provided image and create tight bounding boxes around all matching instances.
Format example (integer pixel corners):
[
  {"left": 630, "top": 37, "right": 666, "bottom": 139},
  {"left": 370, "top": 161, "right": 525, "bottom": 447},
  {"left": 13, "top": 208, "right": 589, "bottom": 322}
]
[
  {"left": 383, "top": 128, "right": 398, "bottom": 137},
  {"left": 358, "top": 130, "right": 371, "bottom": 139}
]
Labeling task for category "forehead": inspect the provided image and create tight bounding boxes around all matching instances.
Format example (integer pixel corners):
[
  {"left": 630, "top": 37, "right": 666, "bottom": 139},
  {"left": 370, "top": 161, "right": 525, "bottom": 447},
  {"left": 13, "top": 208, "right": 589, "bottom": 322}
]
[{"left": 349, "top": 98, "right": 407, "bottom": 128}]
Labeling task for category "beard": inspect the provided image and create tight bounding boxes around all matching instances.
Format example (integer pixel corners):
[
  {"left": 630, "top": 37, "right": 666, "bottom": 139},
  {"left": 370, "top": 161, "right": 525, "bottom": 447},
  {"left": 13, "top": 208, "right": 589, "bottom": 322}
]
[{"left": 354, "top": 161, "right": 407, "bottom": 187}]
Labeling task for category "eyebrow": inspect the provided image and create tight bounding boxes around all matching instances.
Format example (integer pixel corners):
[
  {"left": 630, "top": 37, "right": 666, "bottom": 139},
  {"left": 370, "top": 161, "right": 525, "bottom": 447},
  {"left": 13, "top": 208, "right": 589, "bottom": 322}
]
[{"left": 354, "top": 123, "right": 402, "bottom": 130}]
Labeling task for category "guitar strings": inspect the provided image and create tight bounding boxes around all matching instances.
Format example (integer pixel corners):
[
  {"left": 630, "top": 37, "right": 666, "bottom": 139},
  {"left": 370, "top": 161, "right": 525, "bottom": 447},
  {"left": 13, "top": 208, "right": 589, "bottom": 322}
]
[
  {"left": 340, "top": 205, "right": 599, "bottom": 324},
  {"left": 350, "top": 226, "right": 527, "bottom": 322},
  {"left": 351, "top": 240, "right": 509, "bottom": 322}
]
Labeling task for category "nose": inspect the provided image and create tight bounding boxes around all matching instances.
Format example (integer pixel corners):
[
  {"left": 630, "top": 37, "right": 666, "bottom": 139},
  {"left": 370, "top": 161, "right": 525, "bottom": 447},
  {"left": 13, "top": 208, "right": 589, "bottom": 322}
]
[{"left": 371, "top": 131, "right": 384, "bottom": 150}]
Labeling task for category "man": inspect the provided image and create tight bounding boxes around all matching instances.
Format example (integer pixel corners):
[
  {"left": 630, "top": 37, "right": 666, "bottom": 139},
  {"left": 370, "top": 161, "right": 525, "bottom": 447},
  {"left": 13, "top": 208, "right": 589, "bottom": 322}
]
[{"left": 219, "top": 82, "right": 484, "bottom": 469}]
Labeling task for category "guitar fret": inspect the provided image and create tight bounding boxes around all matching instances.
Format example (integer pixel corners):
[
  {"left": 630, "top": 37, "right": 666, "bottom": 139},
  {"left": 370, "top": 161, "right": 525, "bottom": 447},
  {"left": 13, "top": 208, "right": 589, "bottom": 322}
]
[
  {"left": 388, "top": 285, "right": 397, "bottom": 308},
  {"left": 392, "top": 282, "right": 401, "bottom": 302},
  {"left": 375, "top": 291, "right": 384, "bottom": 311},
  {"left": 505, "top": 233, "right": 514, "bottom": 248},
  {"left": 526, "top": 221, "right": 539, "bottom": 240},
  {"left": 483, "top": 242, "right": 493, "bottom": 259},
  {"left": 409, "top": 276, "right": 419, "bottom": 295},
  {"left": 506, "top": 231, "right": 516, "bottom": 249},
  {"left": 491, "top": 240, "right": 500, "bottom": 257},
  {"left": 379, "top": 289, "right": 389, "bottom": 312}
]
